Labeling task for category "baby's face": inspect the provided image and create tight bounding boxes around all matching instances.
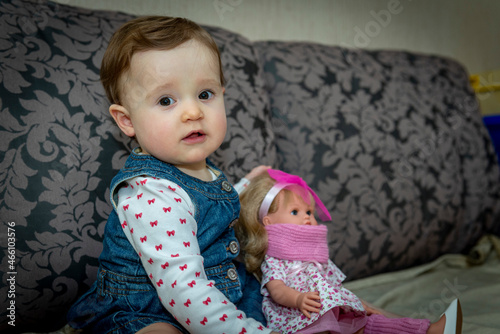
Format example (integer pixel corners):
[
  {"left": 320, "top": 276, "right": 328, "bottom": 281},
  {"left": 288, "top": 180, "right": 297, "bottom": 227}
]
[
  {"left": 264, "top": 192, "right": 318, "bottom": 226},
  {"left": 118, "top": 40, "right": 226, "bottom": 171}
]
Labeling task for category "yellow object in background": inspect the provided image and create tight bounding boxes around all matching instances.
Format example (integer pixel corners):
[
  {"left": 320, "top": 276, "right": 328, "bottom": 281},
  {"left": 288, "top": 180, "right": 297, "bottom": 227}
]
[{"left": 470, "top": 69, "right": 500, "bottom": 115}]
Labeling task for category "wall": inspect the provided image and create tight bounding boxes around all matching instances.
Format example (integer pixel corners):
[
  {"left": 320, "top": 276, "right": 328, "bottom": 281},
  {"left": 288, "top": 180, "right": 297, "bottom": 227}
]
[{"left": 52, "top": 0, "right": 500, "bottom": 76}]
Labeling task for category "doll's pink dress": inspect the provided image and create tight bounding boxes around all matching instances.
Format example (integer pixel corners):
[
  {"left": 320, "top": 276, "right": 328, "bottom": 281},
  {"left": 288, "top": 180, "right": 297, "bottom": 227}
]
[{"left": 261, "top": 224, "right": 367, "bottom": 334}]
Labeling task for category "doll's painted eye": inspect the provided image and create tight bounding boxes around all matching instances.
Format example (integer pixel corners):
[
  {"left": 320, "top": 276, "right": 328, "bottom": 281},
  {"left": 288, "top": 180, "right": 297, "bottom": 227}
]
[
  {"left": 290, "top": 210, "right": 298, "bottom": 216},
  {"left": 306, "top": 210, "right": 313, "bottom": 216}
]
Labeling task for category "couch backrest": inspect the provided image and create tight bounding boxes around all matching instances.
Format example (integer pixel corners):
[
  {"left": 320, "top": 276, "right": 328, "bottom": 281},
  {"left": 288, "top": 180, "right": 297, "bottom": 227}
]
[
  {"left": 2, "top": 0, "right": 500, "bottom": 332},
  {"left": 255, "top": 40, "right": 500, "bottom": 279},
  {"left": 0, "top": 0, "right": 275, "bottom": 332}
]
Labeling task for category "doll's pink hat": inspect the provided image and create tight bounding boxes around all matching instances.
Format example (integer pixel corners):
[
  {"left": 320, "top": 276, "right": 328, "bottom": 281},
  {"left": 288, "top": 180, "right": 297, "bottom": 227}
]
[{"left": 258, "top": 169, "right": 332, "bottom": 222}]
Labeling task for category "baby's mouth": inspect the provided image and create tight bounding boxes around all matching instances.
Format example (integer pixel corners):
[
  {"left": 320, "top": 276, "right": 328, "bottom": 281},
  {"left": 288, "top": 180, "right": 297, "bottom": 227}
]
[
  {"left": 183, "top": 130, "right": 206, "bottom": 142},
  {"left": 186, "top": 131, "right": 202, "bottom": 138}
]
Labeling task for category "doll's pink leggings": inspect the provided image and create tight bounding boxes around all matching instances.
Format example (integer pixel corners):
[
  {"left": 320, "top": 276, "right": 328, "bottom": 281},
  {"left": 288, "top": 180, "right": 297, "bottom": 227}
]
[{"left": 364, "top": 314, "right": 430, "bottom": 334}]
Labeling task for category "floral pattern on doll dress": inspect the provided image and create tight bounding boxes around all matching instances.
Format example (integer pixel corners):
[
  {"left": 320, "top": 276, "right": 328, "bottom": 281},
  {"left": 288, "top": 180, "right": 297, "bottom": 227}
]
[{"left": 261, "top": 255, "right": 366, "bottom": 334}]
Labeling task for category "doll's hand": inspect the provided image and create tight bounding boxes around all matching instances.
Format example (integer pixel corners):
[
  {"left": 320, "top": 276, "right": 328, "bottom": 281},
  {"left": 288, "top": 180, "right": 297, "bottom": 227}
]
[
  {"left": 361, "top": 299, "right": 400, "bottom": 318},
  {"left": 244, "top": 165, "right": 271, "bottom": 181},
  {"left": 296, "top": 291, "right": 321, "bottom": 319},
  {"left": 361, "top": 299, "right": 381, "bottom": 315}
]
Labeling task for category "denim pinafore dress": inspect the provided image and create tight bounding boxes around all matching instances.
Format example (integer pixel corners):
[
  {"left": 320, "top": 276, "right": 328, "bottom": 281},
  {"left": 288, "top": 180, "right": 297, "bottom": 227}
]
[{"left": 67, "top": 151, "right": 264, "bottom": 333}]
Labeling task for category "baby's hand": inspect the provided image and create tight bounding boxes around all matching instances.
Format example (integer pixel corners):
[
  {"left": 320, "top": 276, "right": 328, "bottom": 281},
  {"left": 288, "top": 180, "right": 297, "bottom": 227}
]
[
  {"left": 296, "top": 291, "right": 321, "bottom": 319},
  {"left": 244, "top": 165, "right": 271, "bottom": 181}
]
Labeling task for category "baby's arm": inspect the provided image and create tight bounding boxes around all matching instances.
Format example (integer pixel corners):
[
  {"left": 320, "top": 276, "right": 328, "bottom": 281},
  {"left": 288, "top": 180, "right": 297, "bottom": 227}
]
[
  {"left": 244, "top": 165, "right": 271, "bottom": 180},
  {"left": 233, "top": 165, "right": 271, "bottom": 194},
  {"left": 116, "top": 176, "right": 270, "bottom": 333},
  {"left": 265, "top": 279, "right": 321, "bottom": 319}
]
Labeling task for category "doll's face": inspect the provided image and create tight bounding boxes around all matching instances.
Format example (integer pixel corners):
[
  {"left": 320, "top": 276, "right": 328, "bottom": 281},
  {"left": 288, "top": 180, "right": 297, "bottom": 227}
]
[{"left": 263, "top": 191, "right": 318, "bottom": 226}]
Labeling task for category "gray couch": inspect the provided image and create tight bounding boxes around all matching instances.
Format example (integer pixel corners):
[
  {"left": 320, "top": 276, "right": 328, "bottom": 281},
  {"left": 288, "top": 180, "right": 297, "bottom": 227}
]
[{"left": 1, "top": 1, "right": 499, "bottom": 333}]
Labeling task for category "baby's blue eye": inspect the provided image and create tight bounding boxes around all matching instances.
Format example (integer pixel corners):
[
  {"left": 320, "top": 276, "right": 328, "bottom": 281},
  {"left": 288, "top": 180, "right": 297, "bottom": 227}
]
[
  {"left": 159, "top": 97, "right": 174, "bottom": 106},
  {"left": 199, "top": 90, "right": 214, "bottom": 100},
  {"left": 290, "top": 210, "right": 298, "bottom": 216}
]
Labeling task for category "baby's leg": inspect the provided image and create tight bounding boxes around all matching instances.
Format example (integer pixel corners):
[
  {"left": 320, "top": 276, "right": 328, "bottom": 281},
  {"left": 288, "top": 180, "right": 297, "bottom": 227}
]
[{"left": 136, "top": 322, "right": 182, "bottom": 334}]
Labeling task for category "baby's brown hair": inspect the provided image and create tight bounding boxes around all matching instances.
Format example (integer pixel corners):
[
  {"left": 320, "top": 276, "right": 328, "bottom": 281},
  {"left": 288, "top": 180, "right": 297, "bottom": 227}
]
[{"left": 100, "top": 16, "right": 225, "bottom": 105}]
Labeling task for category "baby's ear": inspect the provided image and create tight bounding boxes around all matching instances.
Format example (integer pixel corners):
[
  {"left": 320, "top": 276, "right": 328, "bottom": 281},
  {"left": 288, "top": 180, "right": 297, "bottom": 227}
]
[{"left": 109, "top": 104, "right": 135, "bottom": 137}]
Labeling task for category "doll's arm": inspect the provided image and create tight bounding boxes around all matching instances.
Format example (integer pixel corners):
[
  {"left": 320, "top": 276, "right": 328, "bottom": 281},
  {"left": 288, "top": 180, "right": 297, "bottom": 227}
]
[{"left": 265, "top": 279, "right": 321, "bottom": 319}]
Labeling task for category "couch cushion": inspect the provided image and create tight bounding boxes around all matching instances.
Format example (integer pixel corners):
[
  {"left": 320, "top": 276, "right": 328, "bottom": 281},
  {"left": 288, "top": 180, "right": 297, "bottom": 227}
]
[
  {"left": 255, "top": 41, "right": 500, "bottom": 280},
  {"left": 0, "top": 0, "right": 275, "bottom": 331}
]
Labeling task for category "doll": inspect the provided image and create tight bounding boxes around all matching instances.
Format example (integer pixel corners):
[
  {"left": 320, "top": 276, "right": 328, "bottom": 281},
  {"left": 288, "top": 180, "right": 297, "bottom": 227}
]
[{"left": 235, "top": 169, "right": 462, "bottom": 334}]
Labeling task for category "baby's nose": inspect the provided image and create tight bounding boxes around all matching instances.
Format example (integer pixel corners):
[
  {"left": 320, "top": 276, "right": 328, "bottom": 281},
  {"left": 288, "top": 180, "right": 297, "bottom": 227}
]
[{"left": 181, "top": 102, "right": 203, "bottom": 122}]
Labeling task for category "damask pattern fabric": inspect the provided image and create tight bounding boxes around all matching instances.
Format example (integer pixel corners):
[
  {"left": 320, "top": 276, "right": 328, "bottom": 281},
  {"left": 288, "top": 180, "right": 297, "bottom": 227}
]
[
  {"left": 255, "top": 41, "right": 500, "bottom": 280},
  {"left": 0, "top": 1, "right": 275, "bottom": 332},
  {"left": 1, "top": 0, "right": 500, "bottom": 332}
]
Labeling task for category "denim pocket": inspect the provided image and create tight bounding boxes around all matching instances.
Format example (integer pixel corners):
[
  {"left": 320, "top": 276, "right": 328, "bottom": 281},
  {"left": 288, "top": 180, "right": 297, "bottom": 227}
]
[
  {"left": 67, "top": 284, "right": 103, "bottom": 329},
  {"left": 99, "top": 269, "right": 156, "bottom": 313}
]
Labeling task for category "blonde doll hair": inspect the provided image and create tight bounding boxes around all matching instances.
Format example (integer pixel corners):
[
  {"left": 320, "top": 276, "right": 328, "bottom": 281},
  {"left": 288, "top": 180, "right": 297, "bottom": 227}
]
[{"left": 235, "top": 173, "right": 303, "bottom": 279}]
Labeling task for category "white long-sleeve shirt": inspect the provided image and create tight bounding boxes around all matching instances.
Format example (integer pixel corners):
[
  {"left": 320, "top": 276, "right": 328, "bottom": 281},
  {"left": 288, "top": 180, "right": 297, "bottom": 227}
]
[{"left": 115, "top": 175, "right": 267, "bottom": 334}]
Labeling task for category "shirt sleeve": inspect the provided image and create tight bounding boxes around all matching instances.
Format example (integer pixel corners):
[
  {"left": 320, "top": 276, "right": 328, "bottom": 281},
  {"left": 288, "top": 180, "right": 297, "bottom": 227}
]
[
  {"left": 232, "top": 177, "right": 250, "bottom": 194},
  {"left": 116, "top": 176, "right": 270, "bottom": 334}
]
